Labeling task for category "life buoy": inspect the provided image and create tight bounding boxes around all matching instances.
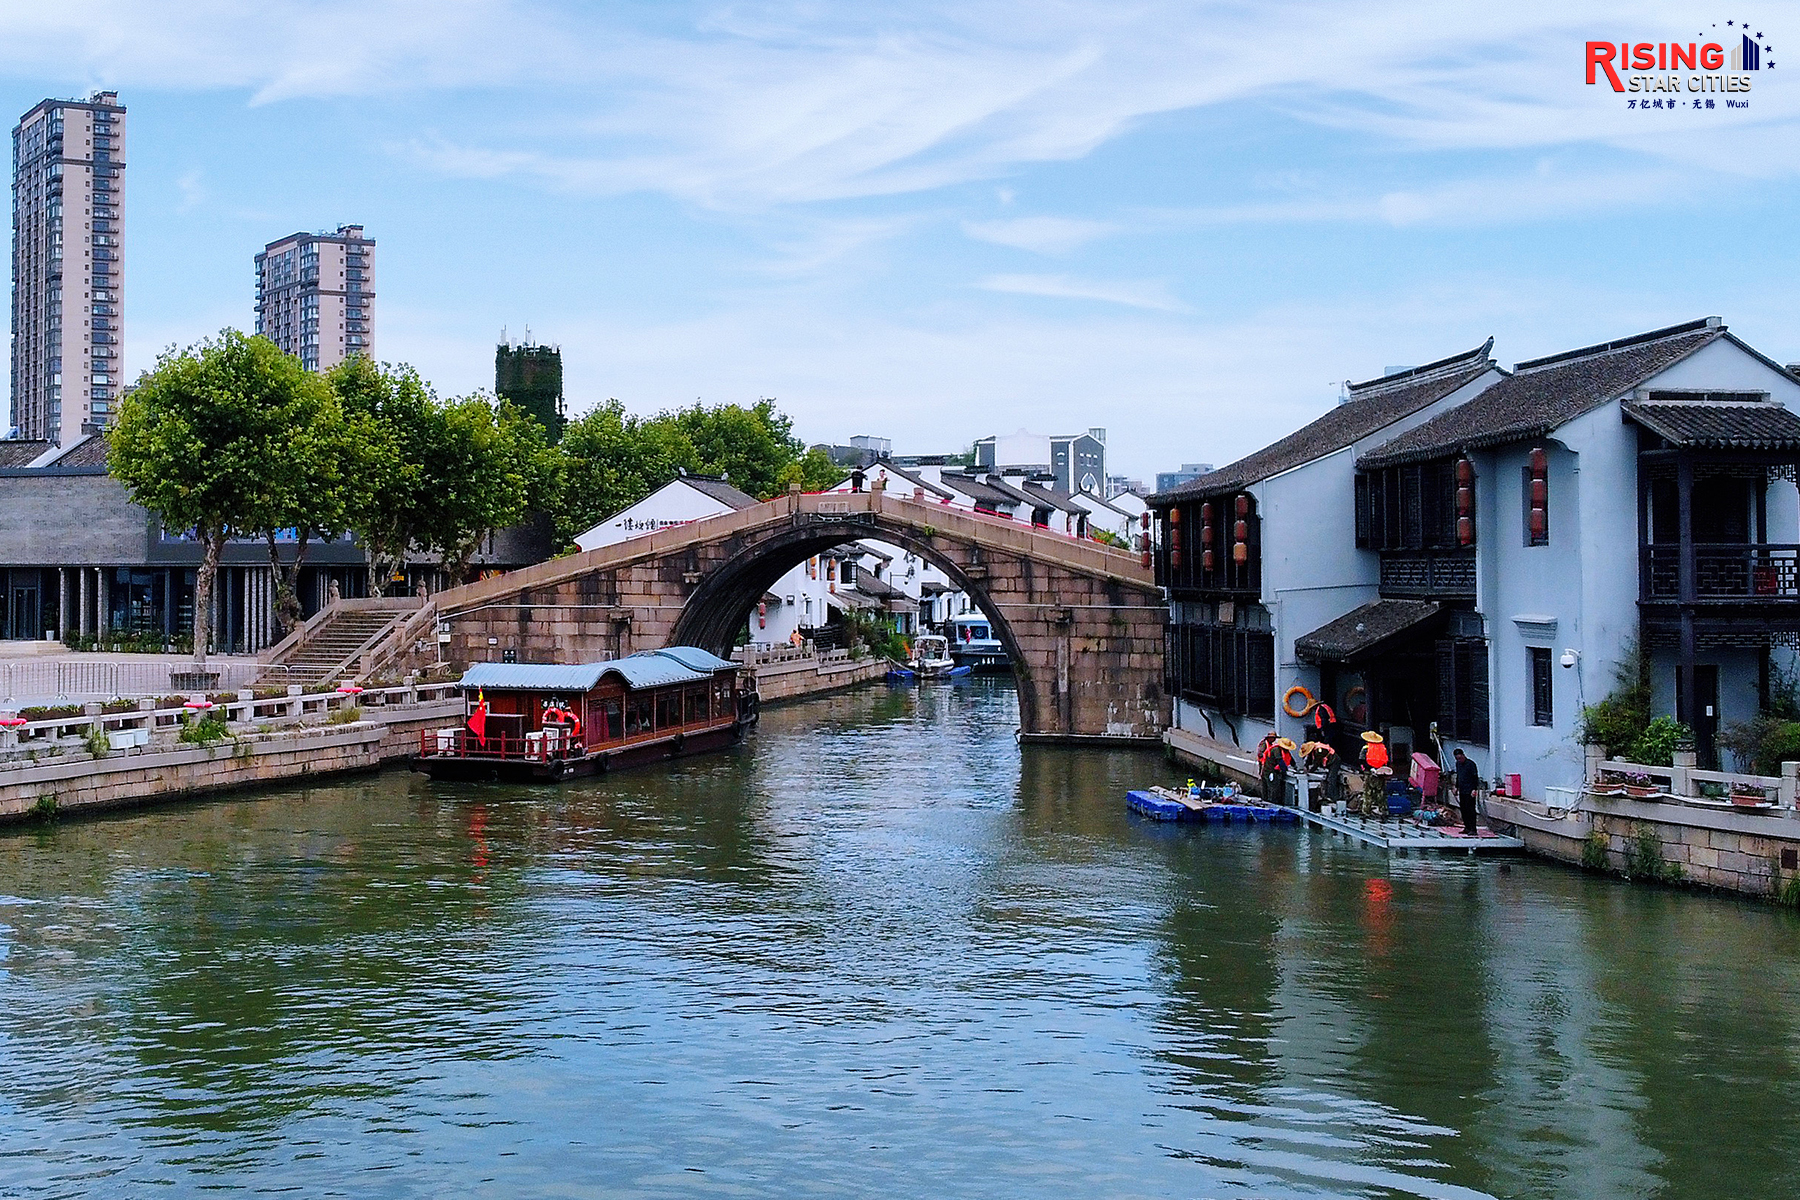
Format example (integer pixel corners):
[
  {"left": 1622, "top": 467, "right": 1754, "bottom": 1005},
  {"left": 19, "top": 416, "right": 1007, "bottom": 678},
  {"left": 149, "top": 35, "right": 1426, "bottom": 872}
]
[{"left": 1282, "top": 685, "right": 1316, "bottom": 718}]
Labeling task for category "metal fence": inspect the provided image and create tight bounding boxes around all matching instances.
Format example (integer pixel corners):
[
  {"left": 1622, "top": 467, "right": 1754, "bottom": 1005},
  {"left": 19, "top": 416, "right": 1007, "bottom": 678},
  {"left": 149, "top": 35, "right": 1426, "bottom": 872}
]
[{"left": 0, "top": 658, "right": 266, "bottom": 705}]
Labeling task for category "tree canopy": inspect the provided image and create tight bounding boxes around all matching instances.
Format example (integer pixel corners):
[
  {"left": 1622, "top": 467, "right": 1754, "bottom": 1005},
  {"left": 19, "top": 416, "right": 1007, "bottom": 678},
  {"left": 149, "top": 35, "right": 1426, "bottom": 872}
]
[
  {"left": 110, "top": 331, "right": 325, "bottom": 660},
  {"left": 557, "top": 397, "right": 840, "bottom": 548}
]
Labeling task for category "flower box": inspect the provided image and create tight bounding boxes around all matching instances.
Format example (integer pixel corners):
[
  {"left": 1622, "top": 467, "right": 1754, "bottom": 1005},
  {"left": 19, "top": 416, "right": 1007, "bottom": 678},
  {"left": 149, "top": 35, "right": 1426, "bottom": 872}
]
[
  {"left": 1588, "top": 782, "right": 1626, "bottom": 796},
  {"left": 1624, "top": 785, "right": 1660, "bottom": 799}
]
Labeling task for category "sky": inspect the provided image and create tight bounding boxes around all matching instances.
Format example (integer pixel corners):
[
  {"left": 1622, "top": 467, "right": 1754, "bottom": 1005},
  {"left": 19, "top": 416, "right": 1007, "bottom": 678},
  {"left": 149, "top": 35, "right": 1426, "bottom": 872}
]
[{"left": 2, "top": 1, "right": 1797, "bottom": 481}]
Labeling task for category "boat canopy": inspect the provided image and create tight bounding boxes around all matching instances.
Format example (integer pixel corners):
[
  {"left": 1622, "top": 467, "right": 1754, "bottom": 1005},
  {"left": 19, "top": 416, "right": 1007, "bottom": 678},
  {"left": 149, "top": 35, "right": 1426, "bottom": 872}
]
[{"left": 458, "top": 647, "right": 736, "bottom": 693}]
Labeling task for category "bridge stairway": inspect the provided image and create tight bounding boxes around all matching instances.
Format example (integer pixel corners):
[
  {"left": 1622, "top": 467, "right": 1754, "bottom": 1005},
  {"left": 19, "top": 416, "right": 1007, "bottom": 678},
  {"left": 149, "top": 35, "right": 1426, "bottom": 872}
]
[{"left": 258, "top": 604, "right": 415, "bottom": 689}]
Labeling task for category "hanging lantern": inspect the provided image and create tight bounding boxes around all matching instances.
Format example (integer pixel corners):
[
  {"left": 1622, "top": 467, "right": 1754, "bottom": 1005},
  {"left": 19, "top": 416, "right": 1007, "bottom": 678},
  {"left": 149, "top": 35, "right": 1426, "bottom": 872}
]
[
  {"left": 1235, "top": 494, "right": 1250, "bottom": 519},
  {"left": 1202, "top": 548, "right": 1215, "bottom": 571},
  {"left": 1233, "top": 519, "right": 1248, "bottom": 542},
  {"left": 1232, "top": 541, "right": 1249, "bottom": 564},
  {"left": 1169, "top": 523, "right": 1182, "bottom": 570},
  {"left": 1200, "top": 501, "right": 1214, "bottom": 545},
  {"left": 1140, "top": 511, "right": 1151, "bottom": 569},
  {"left": 1455, "top": 457, "right": 1474, "bottom": 487}
]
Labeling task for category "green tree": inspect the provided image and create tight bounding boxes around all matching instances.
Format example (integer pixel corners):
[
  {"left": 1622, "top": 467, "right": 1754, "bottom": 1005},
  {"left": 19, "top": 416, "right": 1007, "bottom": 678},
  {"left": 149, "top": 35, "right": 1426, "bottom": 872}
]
[
  {"left": 774, "top": 446, "right": 847, "bottom": 494},
  {"left": 247, "top": 374, "right": 377, "bottom": 633},
  {"left": 557, "top": 399, "right": 698, "bottom": 549},
  {"left": 664, "top": 398, "right": 802, "bottom": 500},
  {"left": 328, "top": 357, "right": 431, "bottom": 595},
  {"left": 558, "top": 397, "right": 817, "bottom": 550},
  {"left": 109, "top": 331, "right": 312, "bottom": 663}
]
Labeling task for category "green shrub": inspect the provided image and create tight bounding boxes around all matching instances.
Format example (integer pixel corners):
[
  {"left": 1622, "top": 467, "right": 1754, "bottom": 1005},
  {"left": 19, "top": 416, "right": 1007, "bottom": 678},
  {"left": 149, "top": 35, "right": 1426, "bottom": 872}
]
[
  {"left": 84, "top": 726, "right": 111, "bottom": 757},
  {"left": 1579, "top": 640, "right": 1651, "bottom": 754},
  {"left": 177, "top": 716, "right": 229, "bottom": 745},
  {"left": 1627, "top": 716, "right": 1692, "bottom": 768},
  {"left": 1622, "top": 824, "right": 1682, "bottom": 883},
  {"left": 31, "top": 793, "right": 58, "bottom": 821},
  {"left": 1719, "top": 715, "right": 1800, "bottom": 776},
  {"left": 326, "top": 705, "right": 364, "bottom": 726},
  {"left": 1582, "top": 829, "right": 1610, "bottom": 871},
  {"left": 20, "top": 704, "right": 81, "bottom": 722}
]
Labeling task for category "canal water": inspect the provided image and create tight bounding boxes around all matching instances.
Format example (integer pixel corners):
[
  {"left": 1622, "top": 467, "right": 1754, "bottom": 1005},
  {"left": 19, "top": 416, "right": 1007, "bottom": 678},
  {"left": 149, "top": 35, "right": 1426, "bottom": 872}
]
[{"left": 2, "top": 679, "right": 1798, "bottom": 1199}]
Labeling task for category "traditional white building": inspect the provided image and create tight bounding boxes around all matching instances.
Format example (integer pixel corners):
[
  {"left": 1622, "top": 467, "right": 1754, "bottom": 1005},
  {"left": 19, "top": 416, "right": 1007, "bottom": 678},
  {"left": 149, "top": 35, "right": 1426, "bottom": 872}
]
[{"left": 1157, "top": 318, "right": 1800, "bottom": 798}]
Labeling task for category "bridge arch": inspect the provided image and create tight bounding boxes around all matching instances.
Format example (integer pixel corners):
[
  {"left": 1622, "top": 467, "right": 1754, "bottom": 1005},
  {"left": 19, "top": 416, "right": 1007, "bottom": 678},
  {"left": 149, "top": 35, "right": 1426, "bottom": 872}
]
[
  {"left": 666, "top": 518, "right": 1043, "bottom": 727},
  {"left": 432, "top": 490, "right": 1167, "bottom": 742}
]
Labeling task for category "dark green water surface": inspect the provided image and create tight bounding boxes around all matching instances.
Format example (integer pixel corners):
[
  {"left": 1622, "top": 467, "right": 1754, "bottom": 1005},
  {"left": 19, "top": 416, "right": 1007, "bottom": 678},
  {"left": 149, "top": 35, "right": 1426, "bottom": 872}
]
[{"left": 3, "top": 680, "right": 1798, "bottom": 1199}]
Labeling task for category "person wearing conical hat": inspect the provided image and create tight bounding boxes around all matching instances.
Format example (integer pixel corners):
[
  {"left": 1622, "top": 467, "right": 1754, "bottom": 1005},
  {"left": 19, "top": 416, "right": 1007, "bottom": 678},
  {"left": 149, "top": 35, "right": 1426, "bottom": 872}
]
[{"left": 1359, "top": 729, "right": 1389, "bottom": 773}]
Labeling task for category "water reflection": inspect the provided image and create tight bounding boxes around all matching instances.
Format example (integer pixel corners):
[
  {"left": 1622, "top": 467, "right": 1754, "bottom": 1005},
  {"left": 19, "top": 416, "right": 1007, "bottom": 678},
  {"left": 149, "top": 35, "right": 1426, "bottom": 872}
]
[{"left": 1, "top": 678, "right": 1798, "bottom": 1197}]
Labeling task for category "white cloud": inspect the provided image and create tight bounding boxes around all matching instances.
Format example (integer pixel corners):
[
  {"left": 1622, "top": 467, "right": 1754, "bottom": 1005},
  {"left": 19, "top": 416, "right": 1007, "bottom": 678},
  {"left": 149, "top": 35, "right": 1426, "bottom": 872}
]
[
  {"left": 10, "top": 2, "right": 1796, "bottom": 215},
  {"left": 962, "top": 215, "right": 1118, "bottom": 253},
  {"left": 978, "top": 272, "right": 1189, "bottom": 312}
]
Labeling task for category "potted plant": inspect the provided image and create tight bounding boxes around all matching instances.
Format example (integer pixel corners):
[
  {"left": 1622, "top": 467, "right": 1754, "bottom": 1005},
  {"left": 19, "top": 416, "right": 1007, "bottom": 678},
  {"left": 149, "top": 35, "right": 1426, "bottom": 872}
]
[
  {"left": 1622, "top": 771, "right": 1659, "bottom": 799},
  {"left": 1730, "top": 782, "right": 1771, "bottom": 807},
  {"left": 1588, "top": 772, "right": 1627, "bottom": 796}
]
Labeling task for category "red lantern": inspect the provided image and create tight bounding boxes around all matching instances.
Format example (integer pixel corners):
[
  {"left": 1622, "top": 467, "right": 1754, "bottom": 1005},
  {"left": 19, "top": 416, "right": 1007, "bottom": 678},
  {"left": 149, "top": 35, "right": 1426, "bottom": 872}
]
[
  {"left": 1455, "top": 457, "right": 1474, "bottom": 487},
  {"left": 1233, "top": 542, "right": 1249, "bottom": 564},
  {"left": 1235, "top": 494, "right": 1250, "bottom": 518},
  {"left": 1458, "top": 516, "right": 1474, "bottom": 545},
  {"left": 1202, "top": 549, "right": 1215, "bottom": 570},
  {"left": 1233, "top": 519, "right": 1248, "bottom": 542},
  {"left": 1529, "top": 446, "right": 1547, "bottom": 474}
]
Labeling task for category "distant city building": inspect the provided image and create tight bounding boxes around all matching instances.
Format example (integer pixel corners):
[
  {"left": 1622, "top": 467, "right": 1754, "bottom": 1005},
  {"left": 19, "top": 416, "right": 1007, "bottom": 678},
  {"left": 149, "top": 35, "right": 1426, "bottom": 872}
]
[
  {"left": 495, "top": 338, "right": 565, "bottom": 443},
  {"left": 1105, "top": 474, "right": 1147, "bottom": 499},
  {"left": 254, "top": 224, "right": 374, "bottom": 372},
  {"left": 811, "top": 436, "right": 891, "bottom": 469},
  {"left": 973, "top": 427, "right": 1107, "bottom": 494},
  {"left": 10, "top": 91, "right": 127, "bottom": 445},
  {"left": 1154, "top": 463, "right": 1214, "bottom": 493}
]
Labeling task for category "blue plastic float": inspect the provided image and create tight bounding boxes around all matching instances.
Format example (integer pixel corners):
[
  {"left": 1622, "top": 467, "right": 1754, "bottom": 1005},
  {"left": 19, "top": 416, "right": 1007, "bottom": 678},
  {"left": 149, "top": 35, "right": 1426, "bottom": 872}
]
[{"left": 1125, "top": 789, "right": 1300, "bottom": 824}]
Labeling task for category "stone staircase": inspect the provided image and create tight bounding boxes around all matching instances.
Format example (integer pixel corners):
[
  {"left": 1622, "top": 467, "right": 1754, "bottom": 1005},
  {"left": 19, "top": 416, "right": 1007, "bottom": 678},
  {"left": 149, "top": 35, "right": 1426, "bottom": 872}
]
[{"left": 258, "top": 600, "right": 421, "bottom": 689}]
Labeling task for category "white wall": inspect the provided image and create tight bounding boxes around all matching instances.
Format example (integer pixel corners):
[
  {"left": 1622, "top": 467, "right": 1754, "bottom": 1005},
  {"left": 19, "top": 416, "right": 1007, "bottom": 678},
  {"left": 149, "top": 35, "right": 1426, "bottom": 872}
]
[{"left": 572, "top": 480, "right": 736, "bottom": 551}]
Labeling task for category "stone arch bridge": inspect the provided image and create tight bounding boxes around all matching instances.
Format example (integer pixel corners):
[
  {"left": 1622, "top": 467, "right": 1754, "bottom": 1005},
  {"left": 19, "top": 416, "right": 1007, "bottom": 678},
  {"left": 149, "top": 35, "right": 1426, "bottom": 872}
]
[{"left": 430, "top": 489, "right": 1168, "bottom": 742}]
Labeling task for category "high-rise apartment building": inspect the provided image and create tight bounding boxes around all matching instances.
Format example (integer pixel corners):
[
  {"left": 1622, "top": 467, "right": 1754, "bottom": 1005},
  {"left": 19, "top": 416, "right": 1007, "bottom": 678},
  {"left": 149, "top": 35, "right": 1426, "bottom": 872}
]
[
  {"left": 10, "top": 91, "right": 126, "bottom": 444},
  {"left": 254, "top": 224, "right": 374, "bottom": 372}
]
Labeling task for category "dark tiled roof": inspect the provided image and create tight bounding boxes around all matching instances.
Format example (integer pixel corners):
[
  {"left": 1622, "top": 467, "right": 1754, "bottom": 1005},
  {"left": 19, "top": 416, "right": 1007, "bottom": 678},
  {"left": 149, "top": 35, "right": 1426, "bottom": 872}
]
[
  {"left": 1622, "top": 400, "right": 1800, "bottom": 450},
  {"left": 1014, "top": 480, "right": 1088, "bottom": 515},
  {"left": 1359, "top": 320, "right": 1725, "bottom": 469},
  {"left": 938, "top": 472, "right": 1020, "bottom": 510},
  {"left": 0, "top": 439, "right": 52, "bottom": 467},
  {"left": 1294, "top": 599, "right": 1442, "bottom": 664},
  {"left": 867, "top": 460, "right": 954, "bottom": 500},
  {"left": 1151, "top": 339, "right": 1496, "bottom": 503},
  {"left": 681, "top": 475, "right": 759, "bottom": 509},
  {"left": 51, "top": 433, "right": 110, "bottom": 469}
]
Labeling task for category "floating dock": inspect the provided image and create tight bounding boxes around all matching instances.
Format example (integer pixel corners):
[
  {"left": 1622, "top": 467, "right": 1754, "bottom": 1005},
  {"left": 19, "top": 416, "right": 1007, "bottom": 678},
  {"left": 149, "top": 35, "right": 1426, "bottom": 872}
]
[
  {"left": 1126, "top": 790, "right": 1300, "bottom": 824},
  {"left": 1299, "top": 807, "right": 1523, "bottom": 853}
]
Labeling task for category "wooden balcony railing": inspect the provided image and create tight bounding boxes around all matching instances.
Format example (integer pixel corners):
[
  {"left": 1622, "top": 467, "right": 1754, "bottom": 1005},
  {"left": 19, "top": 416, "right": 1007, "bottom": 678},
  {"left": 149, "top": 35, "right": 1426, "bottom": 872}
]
[{"left": 1642, "top": 544, "right": 1800, "bottom": 602}]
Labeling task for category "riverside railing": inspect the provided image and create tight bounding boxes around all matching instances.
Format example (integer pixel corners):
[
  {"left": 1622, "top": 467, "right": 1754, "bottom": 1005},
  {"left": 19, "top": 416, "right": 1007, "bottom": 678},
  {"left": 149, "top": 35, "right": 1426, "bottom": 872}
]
[
  {"left": 0, "top": 659, "right": 267, "bottom": 705},
  {"left": 0, "top": 677, "right": 463, "bottom": 762}
]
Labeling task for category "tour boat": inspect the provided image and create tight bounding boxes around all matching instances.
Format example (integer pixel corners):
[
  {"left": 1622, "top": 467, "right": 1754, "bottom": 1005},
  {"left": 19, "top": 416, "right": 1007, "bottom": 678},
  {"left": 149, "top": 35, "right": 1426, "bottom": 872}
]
[
  {"left": 413, "top": 646, "right": 757, "bottom": 782},
  {"left": 947, "top": 613, "right": 1009, "bottom": 672}
]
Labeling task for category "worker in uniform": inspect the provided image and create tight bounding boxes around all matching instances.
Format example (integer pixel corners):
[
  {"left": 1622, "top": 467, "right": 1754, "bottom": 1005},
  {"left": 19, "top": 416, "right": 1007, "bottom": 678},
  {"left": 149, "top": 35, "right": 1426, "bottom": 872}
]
[
  {"left": 1258, "top": 735, "right": 1295, "bottom": 805},
  {"left": 1310, "top": 701, "right": 1342, "bottom": 756}
]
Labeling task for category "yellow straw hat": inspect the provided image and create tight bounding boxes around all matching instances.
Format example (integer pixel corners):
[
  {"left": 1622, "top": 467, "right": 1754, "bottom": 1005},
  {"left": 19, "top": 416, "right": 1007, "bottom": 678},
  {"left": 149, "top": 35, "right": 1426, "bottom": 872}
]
[
  {"left": 1360, "top": 730, "right": 1384, "bottom": 743},
  {"left": 1275, "top": 737, "right": 1298, "bottom": 751}
]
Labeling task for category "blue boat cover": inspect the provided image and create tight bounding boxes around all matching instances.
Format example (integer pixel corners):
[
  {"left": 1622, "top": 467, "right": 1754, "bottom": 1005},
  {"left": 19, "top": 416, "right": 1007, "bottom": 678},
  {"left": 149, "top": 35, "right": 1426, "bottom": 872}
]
[{"left": 459, "top": 647, "right": 737, "bottom": 693}]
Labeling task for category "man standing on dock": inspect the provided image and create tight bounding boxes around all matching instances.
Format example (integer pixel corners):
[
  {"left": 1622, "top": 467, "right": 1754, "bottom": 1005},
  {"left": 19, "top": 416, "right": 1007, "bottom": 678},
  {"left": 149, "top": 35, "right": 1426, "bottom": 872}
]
[{"left": 1452, "top": 748, "right": 1480, "bottom": 836}]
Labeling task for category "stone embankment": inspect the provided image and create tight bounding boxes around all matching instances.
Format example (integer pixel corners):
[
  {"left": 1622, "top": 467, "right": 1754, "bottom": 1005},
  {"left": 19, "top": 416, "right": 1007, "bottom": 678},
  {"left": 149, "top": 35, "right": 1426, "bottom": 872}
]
[
  {"left": 0, "top": 678, "right": 460, "bottom": 824},
  {"left": 733, "top": 645, "right": 889, "bottom": 703}
]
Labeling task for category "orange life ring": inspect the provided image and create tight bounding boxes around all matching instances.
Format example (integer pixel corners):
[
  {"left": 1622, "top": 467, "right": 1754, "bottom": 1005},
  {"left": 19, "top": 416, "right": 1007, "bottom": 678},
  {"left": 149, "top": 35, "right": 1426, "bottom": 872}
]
[{"left": 1282, "top": 685, "right": 1316, "bottom": 718}]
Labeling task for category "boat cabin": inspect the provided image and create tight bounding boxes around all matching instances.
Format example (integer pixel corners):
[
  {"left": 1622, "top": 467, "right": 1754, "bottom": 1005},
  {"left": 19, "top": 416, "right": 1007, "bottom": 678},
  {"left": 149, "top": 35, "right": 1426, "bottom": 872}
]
[{"left": 416, "top": 647, "right": 754, "bottom": 780}]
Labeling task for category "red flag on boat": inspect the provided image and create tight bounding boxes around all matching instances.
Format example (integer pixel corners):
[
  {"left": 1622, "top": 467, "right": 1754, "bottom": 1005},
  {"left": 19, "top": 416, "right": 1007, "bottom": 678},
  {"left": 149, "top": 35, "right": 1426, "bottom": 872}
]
[{"left": 467, "top": 690, "right": 489, "bottom": 745}]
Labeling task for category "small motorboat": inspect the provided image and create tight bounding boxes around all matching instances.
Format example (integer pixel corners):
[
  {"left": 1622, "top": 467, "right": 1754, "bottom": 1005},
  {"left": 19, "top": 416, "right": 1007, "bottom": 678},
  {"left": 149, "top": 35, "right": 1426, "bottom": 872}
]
[{"left": 889, "top": 633, "right": 972, "bottom": 683}]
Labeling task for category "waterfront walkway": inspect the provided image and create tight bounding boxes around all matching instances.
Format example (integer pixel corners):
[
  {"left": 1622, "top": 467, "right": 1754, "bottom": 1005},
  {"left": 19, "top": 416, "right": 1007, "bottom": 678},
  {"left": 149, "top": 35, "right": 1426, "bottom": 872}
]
[{"left": 1301, "top": 807, "right": 1524, "bottom": 853}]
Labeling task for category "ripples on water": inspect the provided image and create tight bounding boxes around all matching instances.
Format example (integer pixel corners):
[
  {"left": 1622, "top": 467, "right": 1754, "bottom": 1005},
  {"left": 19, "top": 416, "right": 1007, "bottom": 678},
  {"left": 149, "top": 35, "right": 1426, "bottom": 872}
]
[{"left": 3, "top": 678, "right": 1800, "bottom": 1198}]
